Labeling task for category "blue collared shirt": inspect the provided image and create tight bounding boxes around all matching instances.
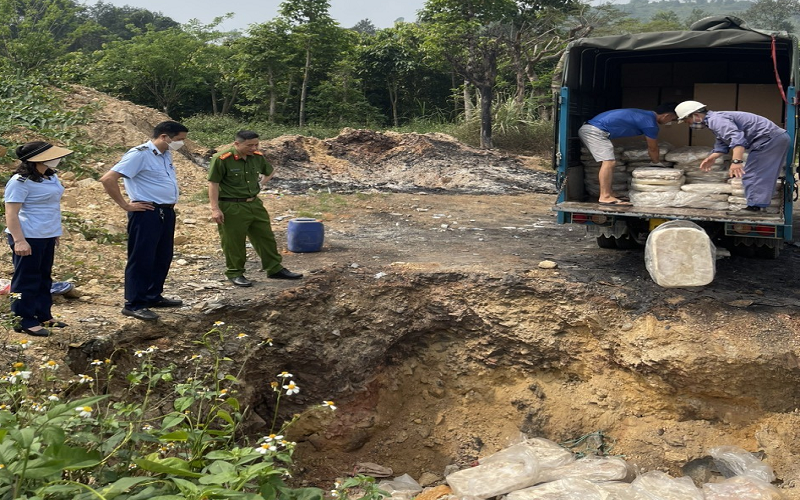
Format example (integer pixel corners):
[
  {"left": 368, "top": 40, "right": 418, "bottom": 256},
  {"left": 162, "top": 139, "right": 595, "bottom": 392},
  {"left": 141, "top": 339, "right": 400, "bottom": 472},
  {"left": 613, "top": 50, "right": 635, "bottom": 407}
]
[
  {"left": 587, "top": 109, "right": 660, "bottom": 140},
  {"left": 111, "top": 141, "right": 179, "bottom": 204},
  {"left": 3, "top": 174, "right": 65, "bottom": 238}
]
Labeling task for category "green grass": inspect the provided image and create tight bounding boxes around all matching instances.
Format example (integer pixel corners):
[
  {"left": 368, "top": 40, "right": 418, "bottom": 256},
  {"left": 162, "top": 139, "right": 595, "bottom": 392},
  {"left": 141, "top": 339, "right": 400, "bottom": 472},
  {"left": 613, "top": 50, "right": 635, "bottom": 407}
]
[{"left": 294, "top": 193, "right": 350, "bottom": 217}]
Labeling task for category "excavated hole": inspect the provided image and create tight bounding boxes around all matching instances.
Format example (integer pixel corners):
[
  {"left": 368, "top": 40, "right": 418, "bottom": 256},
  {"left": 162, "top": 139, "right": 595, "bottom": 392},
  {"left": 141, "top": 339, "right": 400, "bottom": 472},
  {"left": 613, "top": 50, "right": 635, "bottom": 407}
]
[{"left": 68, "top": 268, "right": 800, "bottom": 493}]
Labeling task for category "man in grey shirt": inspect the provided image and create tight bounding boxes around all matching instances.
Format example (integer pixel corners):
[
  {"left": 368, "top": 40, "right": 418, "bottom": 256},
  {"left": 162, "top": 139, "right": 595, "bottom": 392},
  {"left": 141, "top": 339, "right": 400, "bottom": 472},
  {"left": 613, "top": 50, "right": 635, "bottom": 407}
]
[{"left": 675, "top": 100, "right": 789, "bottom": 213}]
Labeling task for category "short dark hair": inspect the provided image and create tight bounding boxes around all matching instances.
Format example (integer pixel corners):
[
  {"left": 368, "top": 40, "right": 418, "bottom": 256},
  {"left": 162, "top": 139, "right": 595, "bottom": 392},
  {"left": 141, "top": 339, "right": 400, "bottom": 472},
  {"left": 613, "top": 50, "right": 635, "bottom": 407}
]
[
  {"left": 655, "top": 102, "right": 678, "bottom": 115},
  {"left": 235, "top": 130, "right": 259, "bottom": 142},
  {"left": 153, "top": 121, "right": 188, "bottom": 139}
]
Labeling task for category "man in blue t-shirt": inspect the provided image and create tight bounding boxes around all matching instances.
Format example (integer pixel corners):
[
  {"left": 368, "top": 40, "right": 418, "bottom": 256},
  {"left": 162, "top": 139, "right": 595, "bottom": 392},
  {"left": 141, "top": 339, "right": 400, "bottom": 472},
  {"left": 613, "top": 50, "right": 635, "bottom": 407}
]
[{"left": 579, "top": 103, "right": 677, "bottom": 205}]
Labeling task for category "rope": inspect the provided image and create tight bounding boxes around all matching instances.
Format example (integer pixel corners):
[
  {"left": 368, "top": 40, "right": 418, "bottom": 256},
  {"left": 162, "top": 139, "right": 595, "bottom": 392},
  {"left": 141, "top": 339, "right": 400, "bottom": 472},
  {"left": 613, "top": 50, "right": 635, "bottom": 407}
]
[
  {"left": 771, "top": 36, "right": 789, "bottom": 104},
  {"left": 560, "top": 431, "right": 619, "bottom": 458}
]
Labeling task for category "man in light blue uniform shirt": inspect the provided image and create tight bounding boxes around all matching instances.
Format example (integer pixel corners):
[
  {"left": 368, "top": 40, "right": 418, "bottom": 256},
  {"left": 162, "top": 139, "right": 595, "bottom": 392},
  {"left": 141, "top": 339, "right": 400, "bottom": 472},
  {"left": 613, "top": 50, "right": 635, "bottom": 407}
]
[{"left": 100, "top": 121, "right": 188, "bottom": 321}]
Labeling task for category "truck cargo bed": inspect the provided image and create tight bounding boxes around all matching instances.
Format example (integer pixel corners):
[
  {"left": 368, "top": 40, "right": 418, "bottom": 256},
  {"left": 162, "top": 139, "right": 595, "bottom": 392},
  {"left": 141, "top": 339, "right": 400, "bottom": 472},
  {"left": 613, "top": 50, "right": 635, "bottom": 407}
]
[{"left": 554, "top": 201, "right": 784, "bottom": 224}]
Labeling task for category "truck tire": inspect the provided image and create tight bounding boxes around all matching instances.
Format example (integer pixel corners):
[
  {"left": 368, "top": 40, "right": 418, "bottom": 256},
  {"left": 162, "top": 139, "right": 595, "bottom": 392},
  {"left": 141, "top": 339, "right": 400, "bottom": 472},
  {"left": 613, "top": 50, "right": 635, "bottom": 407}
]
[
  {"left": 614, "top": 234, "right": 640, "bottom": 249},
  {"left": 597, "top": 235, "right": 616, "bottom": 248},
  {"left": 756, "top": 243, "right": 781, "bottom": 259}
]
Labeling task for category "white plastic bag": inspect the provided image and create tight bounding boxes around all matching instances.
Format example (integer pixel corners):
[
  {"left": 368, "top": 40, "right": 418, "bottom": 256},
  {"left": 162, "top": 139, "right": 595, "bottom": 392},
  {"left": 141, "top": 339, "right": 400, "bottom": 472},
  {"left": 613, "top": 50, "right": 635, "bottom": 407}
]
[
  {"left": 448, "top": 445, "right": 541, "bottom": 499},
  {"left": 664, "top": 146, "right": 722, "bottom": 164},
  {"left": 480, "top": 438, "right": 575, "bottom": 470},
  {"left": 708, "top": 446, "right": 776, "bottom": 483},
  {"left": 629, "top": 182, "right": 682, "bottom": 192},
  {"left": 378, "top": 473, "right": 422, "bottom": 500},
  {"left": 680, "top": 183, "right": 733, "bottom": 194},
  {"left": 629, "top": 191, "right": 678, "bottom": 207},
  {"left": 702, "top": 475, "right": 784, "bottom": 500},
  {"left": 505, "top": 478, "right": 612, "bottom": 500},
  {"left": 631, "top": 471, "right": 704, "bottom": 499},
  {"left": 536, "top": 455, "right": 631, "bottom": 484},
  {"left": 631, "top": 167, "right": 684, "bottom": 180},
  {"left": 596, "top": 482, "right": 641, "bottom": 500}
]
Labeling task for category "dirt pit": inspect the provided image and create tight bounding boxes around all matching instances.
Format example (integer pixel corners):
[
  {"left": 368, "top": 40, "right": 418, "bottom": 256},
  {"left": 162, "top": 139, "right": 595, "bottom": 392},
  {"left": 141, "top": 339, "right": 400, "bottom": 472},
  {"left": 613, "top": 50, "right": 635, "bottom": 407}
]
[{"left": 2, "top": 85, "right": 800, "bottom": 497}]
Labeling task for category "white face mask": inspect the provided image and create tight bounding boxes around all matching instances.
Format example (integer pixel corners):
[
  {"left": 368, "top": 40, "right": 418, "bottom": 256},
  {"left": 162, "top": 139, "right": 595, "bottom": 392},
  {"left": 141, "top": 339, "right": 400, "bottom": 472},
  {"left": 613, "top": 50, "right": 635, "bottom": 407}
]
[
  {"left": 168, "top": 140, "right": 184, "bottom": 151},
  {"left": 42, "top": 158, "right": 61, "bottom": 168}
]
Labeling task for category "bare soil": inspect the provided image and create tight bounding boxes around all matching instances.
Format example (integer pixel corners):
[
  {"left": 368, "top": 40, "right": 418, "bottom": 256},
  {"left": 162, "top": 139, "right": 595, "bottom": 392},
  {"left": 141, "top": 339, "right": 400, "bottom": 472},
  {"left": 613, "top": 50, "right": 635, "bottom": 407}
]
[{"left": 3, "top": 86, "right": 800, "bottom": 497}]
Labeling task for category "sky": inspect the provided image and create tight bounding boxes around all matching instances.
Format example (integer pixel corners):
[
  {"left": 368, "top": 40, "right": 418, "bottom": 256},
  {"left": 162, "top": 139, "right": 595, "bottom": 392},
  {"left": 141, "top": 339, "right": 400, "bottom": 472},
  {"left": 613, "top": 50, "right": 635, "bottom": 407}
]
[{"left": 88, "top": 0, "right": 429, "bottom": 32}]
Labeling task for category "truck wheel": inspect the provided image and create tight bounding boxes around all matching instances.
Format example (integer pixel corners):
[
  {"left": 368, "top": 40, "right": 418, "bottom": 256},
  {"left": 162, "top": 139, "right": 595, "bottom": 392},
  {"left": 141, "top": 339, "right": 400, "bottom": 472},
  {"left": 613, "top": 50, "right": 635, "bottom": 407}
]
[
  {"left": 756, "top": 244, "right": 781, "bottom": 259},
  {"left": 614, "top": 234, "right": 640, "bottom": 249},
  {"left": 597, "top": 235, "right": 617, "bottom": 248}
]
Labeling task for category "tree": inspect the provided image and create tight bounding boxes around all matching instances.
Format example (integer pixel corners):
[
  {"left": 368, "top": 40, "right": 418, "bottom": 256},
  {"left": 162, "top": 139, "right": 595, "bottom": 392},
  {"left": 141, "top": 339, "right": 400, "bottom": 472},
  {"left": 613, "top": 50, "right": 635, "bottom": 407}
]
[
  {"left": 742, "top": 0, "right": 800, "bottom": 31},
  {"left": 307, "top": 59, "right": 383, "bottom": 125},
  {"left": 242, "top": 19, "right": 296, "bottom": 121},
  {"left": 279, "top": 0, "right": 343, "bottom": 127},
  {"left": 351, "top": 19, "right": 377, "bottom": 35},
  {"left": 87, "top": 28, "right": 203, "bottom": 115},
  {"left": 0, "top": 0, "right": 87, "bottom": 72},
  {"left": 420, "top": 0, "right": 518, "bottom": 148},
  {"left": 87, "top": 1, "right": 178, "bottom": 41},
  {"left": 357, "top": 27, "right": 419, "bottom": 126}
]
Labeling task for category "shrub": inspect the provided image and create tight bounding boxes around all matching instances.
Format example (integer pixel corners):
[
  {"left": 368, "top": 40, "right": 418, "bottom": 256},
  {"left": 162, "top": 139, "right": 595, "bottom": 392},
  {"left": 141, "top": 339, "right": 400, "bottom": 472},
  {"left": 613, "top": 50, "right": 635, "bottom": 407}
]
[{"left": 0, "top": 323, "right": 336, "bottom": 499}]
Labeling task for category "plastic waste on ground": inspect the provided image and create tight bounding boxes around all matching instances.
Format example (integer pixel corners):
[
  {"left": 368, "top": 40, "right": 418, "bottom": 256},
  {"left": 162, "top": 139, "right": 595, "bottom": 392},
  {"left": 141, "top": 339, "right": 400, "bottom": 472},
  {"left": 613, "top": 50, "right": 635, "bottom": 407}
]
[
  {"left": 505, "top": 478, "right": 610, "bottom": 500},
  {"left": 377, "top": 473, "right": 422, "bottom": 500},
  {"left": 536, "top": 455, "right": 630, "bottom": 484},
  {"left": 702, "top": 475, "right": 784, "bottom": 499},
  {"left": 709, "top": 446, "right": 776, "bottom": 483},
  {"left": 631, "top": 471, "right": 704, "bottom": 500}
]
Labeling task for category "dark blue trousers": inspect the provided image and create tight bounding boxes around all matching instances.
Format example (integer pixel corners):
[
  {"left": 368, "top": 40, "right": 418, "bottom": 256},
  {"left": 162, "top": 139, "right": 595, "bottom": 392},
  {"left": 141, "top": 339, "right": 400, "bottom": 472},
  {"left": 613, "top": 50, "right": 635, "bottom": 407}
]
[
  {"left": 7, "top": 235, "right": 55, "bottom": 329},
  {"left": 124, "top": 207, "right": 175, "bottom": 310}
]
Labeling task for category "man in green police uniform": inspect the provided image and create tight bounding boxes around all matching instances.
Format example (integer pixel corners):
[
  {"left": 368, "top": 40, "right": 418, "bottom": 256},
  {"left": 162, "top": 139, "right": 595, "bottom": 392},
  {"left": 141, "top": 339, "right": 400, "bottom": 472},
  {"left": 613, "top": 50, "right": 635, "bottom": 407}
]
[{"left": 208, "top": 130, "right": 302, "bottom": 287}]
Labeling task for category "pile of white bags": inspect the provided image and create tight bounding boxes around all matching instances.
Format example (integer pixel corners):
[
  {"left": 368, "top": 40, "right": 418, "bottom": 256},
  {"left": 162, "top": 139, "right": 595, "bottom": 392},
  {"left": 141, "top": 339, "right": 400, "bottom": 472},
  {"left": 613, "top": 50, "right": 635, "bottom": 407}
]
[{"left": 443, "top": 440, "right": 784, "bottom": 500}]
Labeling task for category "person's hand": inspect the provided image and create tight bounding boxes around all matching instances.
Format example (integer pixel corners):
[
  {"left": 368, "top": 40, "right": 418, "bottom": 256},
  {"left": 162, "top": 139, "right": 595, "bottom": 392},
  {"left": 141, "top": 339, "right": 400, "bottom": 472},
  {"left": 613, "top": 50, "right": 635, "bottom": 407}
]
[
  {"left": 211, "top": 208, "right": 224, "bottom": 224},
  {"left": 125, "top": 201, "right": 154, "bottom": 212},
  {"left": 14, "top": 240, "right": 31, "bottom": 256},
  {"left": 729, "top": 163, "right": 745, "bottom": 178},
  {"left": 699, "top": 156, "right": 717, "bottom": 172}
]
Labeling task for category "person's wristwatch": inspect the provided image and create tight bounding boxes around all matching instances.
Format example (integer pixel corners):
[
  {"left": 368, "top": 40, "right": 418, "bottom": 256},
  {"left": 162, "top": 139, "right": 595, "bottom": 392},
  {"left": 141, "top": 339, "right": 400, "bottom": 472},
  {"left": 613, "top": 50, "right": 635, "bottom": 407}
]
[{"left": 731, "top": 159, "right": 744, "bottom": 164}]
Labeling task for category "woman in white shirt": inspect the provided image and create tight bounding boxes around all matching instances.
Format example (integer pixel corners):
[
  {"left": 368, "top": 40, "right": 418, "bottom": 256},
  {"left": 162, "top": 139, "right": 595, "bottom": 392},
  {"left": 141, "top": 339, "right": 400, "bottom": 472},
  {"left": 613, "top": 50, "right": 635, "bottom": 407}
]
[{"left": 4, "top": 142, "right": 72, "bottom": 337}]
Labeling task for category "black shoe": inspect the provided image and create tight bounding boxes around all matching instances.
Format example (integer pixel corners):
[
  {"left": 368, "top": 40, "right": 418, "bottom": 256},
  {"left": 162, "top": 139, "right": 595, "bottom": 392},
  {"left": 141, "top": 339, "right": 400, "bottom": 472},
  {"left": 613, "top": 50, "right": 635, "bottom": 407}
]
[
  {"left": 13, "top": 325, "right": 51, "bottom": 337},
  {"left": 229, "top": 276, "right": 253, "bottom": 287},
  {"left": 121, "top": 308, "right": 159, "bottom": 321},
  {"left": 42, "top": 320, "right": 68, "bottom": 328},
  {"left": 268, "top": 269, "right": 303, "bottom": 280},
  {"left": 151, "top": 297, "right": 183, "bottom": 308}
]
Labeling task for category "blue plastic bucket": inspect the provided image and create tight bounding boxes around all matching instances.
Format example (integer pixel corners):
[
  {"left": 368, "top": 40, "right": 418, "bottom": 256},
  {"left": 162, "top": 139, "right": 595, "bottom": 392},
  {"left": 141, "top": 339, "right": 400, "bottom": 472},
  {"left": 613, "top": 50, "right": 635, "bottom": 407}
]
[{"left": 287, "top": 218, "right": 324, "bottom": 253}]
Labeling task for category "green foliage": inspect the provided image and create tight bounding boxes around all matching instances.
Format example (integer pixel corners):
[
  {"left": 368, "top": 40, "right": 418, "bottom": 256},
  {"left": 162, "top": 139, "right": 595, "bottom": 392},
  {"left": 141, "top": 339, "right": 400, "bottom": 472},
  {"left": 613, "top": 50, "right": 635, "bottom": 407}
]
[
  {"left": 61, "top": 212, "right": 127, "bottom": 244},
  {"left": 331, "top": 475, "right": 389, "bottom": 500},
  {"left": 0, "top": 70, "right": 101, "bottom": 179},
  {"left": 0, "top": 323, "right": 333, "bottom": 499},
  {"left": 182, "top": 114, "right": 345, "bottom": 148}
]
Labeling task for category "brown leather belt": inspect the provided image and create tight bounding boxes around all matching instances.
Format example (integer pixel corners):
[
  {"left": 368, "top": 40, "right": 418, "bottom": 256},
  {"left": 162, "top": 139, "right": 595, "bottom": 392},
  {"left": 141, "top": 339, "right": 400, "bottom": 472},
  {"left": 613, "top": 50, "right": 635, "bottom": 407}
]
[{"left": 219, "top": 197, "right": 255, "bottom": 202}]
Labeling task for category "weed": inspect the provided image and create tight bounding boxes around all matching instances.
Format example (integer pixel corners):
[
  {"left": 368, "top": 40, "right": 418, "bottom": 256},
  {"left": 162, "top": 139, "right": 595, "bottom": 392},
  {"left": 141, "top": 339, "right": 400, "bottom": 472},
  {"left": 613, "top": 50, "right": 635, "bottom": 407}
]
[{"left": 0, "top": 322, "right": 334, "bottom": 499}]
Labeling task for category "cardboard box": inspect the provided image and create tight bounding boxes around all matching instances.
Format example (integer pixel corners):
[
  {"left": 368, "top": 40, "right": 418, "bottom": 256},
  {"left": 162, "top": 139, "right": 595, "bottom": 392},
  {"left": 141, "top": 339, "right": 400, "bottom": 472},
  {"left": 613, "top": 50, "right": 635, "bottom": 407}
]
[
  {"left": 621, "top": 63, "right": 673, "bottom": 88},
  {"left": 737, "top": 84, "right": 784, "bottom": 126},
  {"left": 691, "top": 83, "right": 737, "bottom": 146},
  {"left": 621, "top": 87, "right": 659, "bottom": 109},
  {"left": 673, "top": 61, "right": 728, "bottom": 86},
  {"left": 658, "top": 122, "right": 690, "bottom": 148}
]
